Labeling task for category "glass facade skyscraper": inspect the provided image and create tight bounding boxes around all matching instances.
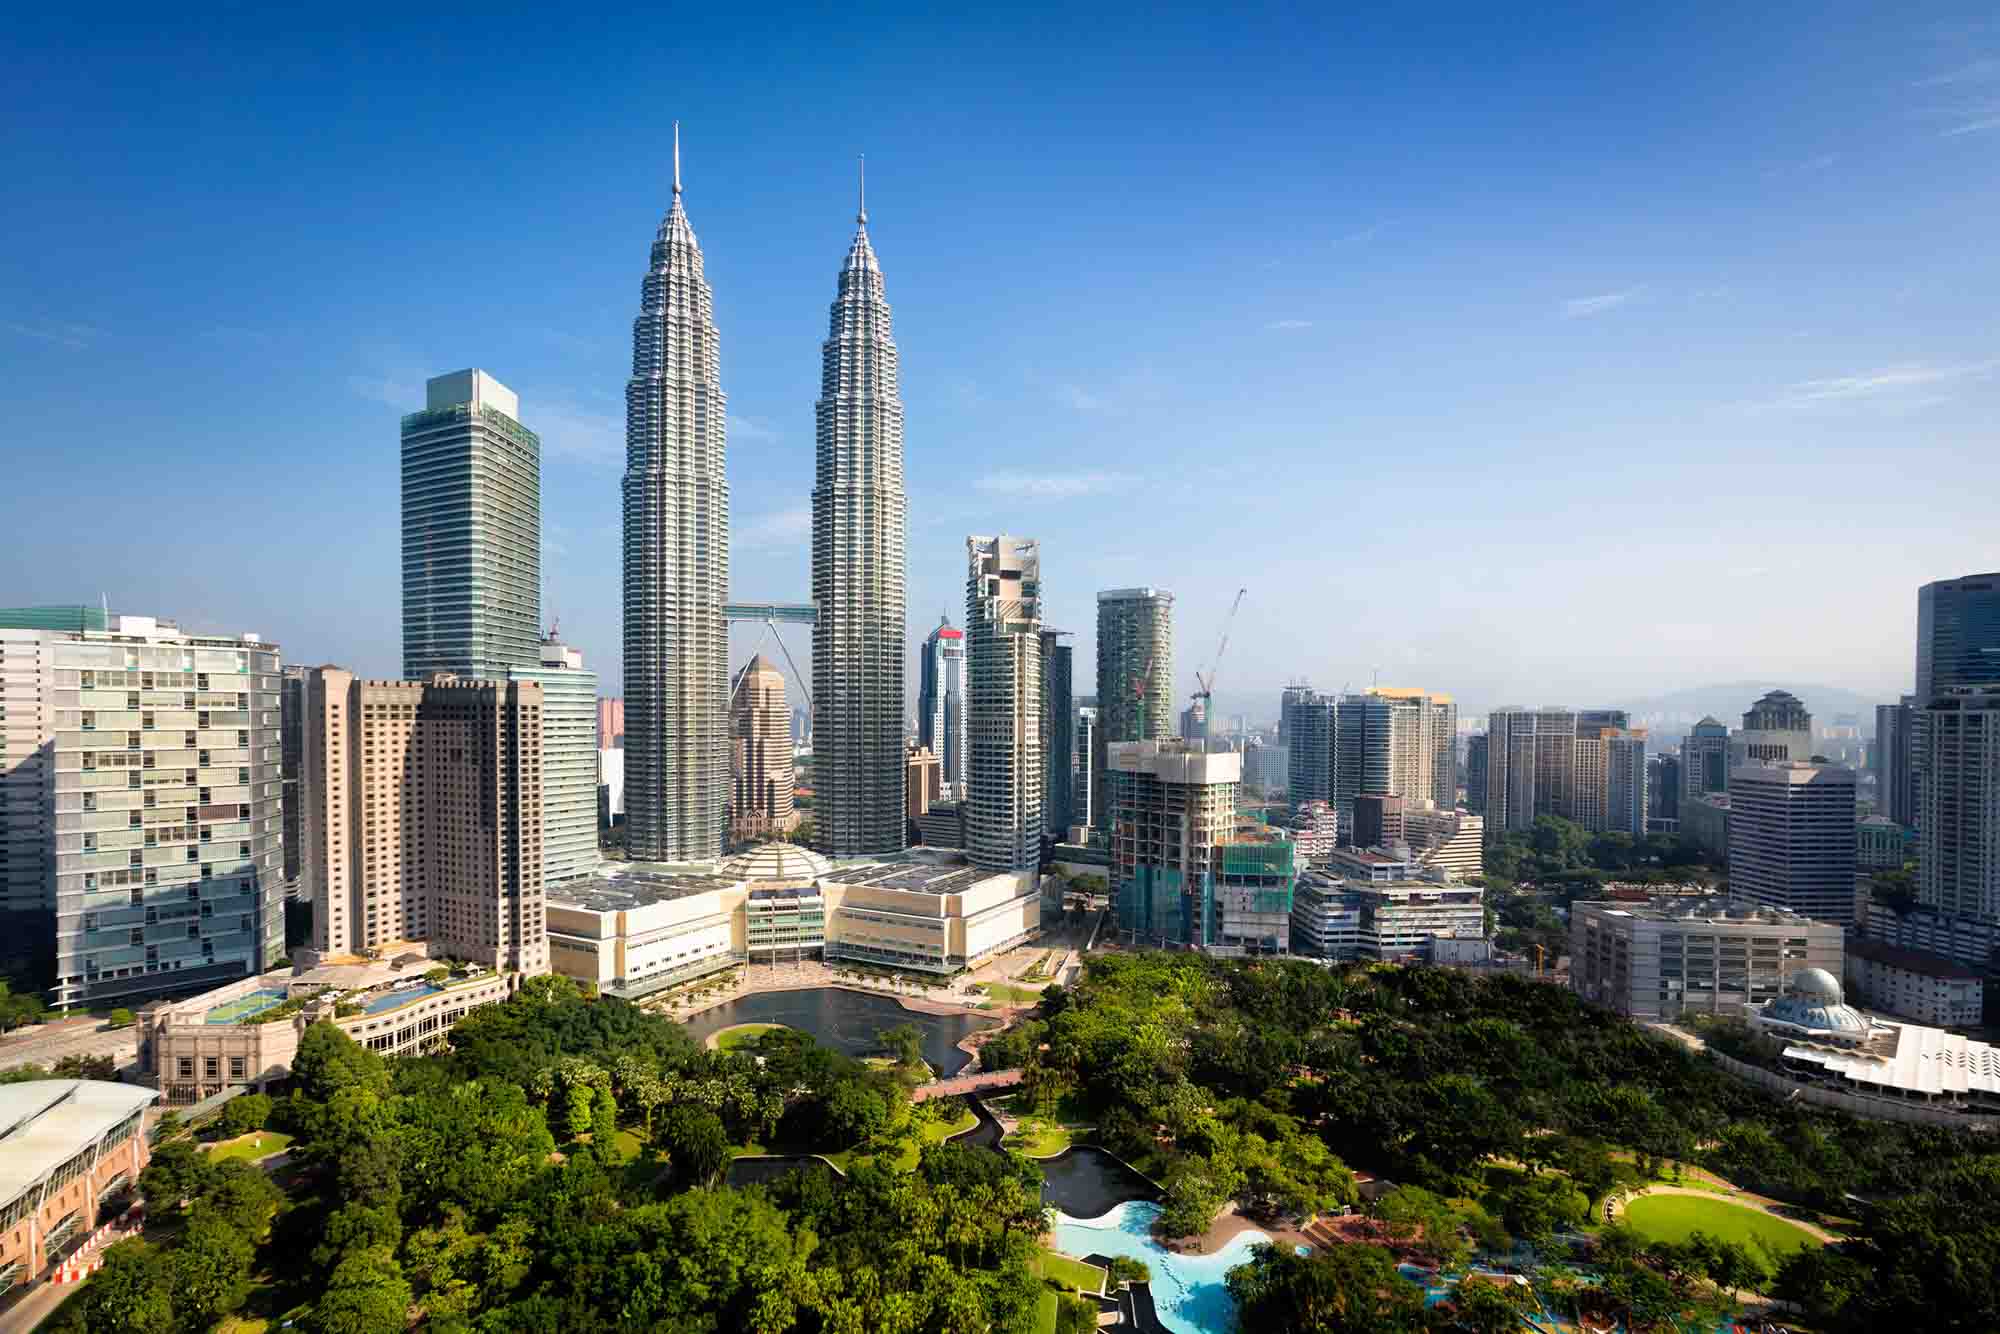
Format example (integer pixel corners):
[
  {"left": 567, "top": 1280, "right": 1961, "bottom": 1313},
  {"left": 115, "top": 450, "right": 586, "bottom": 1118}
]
[
  {"left": 1094, "top": 588, "right": 1173, "bottom": 830},
  {"left": 812, "top": 178, "right": 909, "bottom": 857},
  {"left": 622, "top": 138, "right": 730, "bottom": 863},
  {"left": 401, "top": 369, "right": 542, "bottom": 681}
]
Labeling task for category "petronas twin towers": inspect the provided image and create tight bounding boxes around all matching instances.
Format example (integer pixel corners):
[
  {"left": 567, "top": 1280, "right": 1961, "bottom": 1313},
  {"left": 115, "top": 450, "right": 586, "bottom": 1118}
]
[{"left": 622, "top": 131, "right": 906, "bottom": 862}]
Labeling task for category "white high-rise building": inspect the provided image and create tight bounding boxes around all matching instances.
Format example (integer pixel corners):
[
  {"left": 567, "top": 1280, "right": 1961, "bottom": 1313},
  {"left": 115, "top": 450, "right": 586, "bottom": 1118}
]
[
  {"left": 508, "top": 634, "right": 600, "bottom": 887},
  {"left": 50, "top": 616, "right": 286, "bottom": 1007},
  {"left": 812, "top": 167, "right": 908, "bottom": 857},
  {"left": 622, "top": 130, "right": 729, "bottom": 862},
  {"left": 964, "top": 537, "right": 1043, "bottom": 871},
  {"left": 1728, "top": 763, "right": 1858, "bottom": 924}
]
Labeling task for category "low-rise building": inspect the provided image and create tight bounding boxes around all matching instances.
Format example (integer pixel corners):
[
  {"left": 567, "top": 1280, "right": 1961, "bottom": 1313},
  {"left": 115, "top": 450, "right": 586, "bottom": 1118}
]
[
  {"left": 0, "top": 1081, "right": 155, "bottom": 1293},
  {"left": 1569, "top": 896, "right": 1842, "bottom": 1023},
  {"left": 542, "top": 844, "right": 1044, "bottom": 995},
  {"left": 1750, "top": 968, "right": 2000, "bottom": 1113},
  {"left": 1845, "top": 937, "right": 1984, "bottom": 1027},
  {"left": 136, "top": 952, "right": 517, "bottom": 1103},
  {"left": 1324, "top": 847, "right": 1413, "bottom": 883},
  {"left": 1856, "top": 815, "right": 1908, "bottom": 871},
  {"left": 1287, "top": 872, "right": 1483, "bottom": 962},
  {"left": 1862, "top": 902, "right": 2000, "bottom": 970}
]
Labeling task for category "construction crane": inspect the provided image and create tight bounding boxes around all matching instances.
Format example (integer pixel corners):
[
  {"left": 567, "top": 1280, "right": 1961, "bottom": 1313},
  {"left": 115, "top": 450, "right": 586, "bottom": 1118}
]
[{"left": 1190, "top": 587, "right": 1247, "bottom": 726}]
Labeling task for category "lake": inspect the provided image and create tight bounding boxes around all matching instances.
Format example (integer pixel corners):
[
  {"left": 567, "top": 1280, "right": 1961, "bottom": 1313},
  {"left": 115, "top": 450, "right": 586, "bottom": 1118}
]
[{"left": 681, "top": 986, "right": 998, "bottom": 1076}]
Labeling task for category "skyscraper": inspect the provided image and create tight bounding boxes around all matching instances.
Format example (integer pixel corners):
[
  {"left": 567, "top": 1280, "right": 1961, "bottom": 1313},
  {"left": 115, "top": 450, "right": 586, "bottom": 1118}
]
[
  {"left": 1917, "top": 573, "right": 2000, "bottom": 704},
  {"left": 1093, "top": 588, "right": 1173, "bottom": 829},
  {"left": 1917, "top": 686, "right": 2000, "bottom": 923},
  {"left": 1333, "top": 688, "right": 1456, "bottom": 836},
  {"left": 964, "top": 537, "right": 1042, "bottom": 871},
  {"left": 730, "top": 655, "right": 796, "bottom": 845},
  {"left": 1728, "top": 762, "right": 1857, "bottom": 925},
  {"left": 280, "top": 665, "right": 305, "bottom": 895},
  {"left": 1110, "top": 739, "right": 1240, "bottom": 946},
  {"left": 917, "top": 615, "right": 966, "bottom": 797},
  {"left": 305, "top": 668, "right": 547, "bottom": 973},
  {"left": 1073, "top": 700, "right": 1098, "bottom": 831},
  {"left": 51, "top": 616, "right": 286, "bottom": 1006},
  {"left": 1874, "top": 698, "right": 1914, "bottom": 825},
  {"left": 622, "top": 131, "right": 729, "bottom": 863},
  {"left": 0, "top": 622, "right": 59, "bottom": 931},
  {"left": 507, "top": 634, "right": 600, "bottom": 887},
  {"left": 401, "top": 369, "right": 542, "bottom": 680},
  {"left": 1464, "top": 732, "right": 1488, "bottom": 814},
  {"left": 1681, "top": 717, "right": 1729, "bottom": 801},
  {"left": 812, "top": 166, "right": 908, "bottom": 857},
  {"left": 1042, "top": 631, "right": 1074, "bottom": 836},
  {"left": 1729, "top": 689, "right": 1813, "bottom": 776},
  {"left": 1283, "top": 689, "right": 1334, "bottom": 807}
]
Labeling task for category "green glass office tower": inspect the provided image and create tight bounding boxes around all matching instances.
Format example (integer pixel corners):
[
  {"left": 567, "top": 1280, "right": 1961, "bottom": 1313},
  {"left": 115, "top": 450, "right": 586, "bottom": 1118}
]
[{"left": 402, "top": 370, "right": 542, "bottom": 680}]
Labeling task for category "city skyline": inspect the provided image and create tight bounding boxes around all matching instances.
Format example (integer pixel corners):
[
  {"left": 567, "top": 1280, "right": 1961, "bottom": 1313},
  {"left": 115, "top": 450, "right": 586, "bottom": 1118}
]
[{"left": 7, "top": 10, "right": 1995, "bottom": 717}]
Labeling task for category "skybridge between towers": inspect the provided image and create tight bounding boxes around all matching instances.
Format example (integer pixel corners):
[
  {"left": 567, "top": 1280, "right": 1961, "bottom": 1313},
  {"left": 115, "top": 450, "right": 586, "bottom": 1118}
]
[{"left": 726, "top": 600, "right": 817, "bottom": 715}]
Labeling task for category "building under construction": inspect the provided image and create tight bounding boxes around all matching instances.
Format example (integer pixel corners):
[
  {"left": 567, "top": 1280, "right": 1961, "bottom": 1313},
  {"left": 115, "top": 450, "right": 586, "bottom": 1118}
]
[{"left": 1108, "top": 739, "right": 1237, "bottom": 946}]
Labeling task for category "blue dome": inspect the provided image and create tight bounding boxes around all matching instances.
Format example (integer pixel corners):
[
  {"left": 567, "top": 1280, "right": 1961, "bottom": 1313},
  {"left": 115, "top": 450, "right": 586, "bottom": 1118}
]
[{"left": 1762, "top": 995, "right": 1870, "bottom": 1036}]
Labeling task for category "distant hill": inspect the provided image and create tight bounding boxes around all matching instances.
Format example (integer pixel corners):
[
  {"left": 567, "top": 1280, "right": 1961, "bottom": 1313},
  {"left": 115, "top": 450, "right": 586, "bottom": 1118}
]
[{"left": 1615, "top": 681, "right": 1893, "bottom": 730}]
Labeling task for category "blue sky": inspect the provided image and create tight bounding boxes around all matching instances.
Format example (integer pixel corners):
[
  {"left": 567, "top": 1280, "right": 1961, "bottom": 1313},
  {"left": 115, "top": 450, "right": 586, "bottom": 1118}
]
[{"left": 4, "top": 4, "right": 1997, "bottom": 721}]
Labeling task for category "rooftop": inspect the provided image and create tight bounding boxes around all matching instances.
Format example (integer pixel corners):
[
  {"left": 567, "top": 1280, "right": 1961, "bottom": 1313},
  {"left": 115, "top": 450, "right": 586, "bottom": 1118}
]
[
  {"left": 829, "top": 862, "right": 990, "bottom": 895},
  {"left": 549, "top": 869, "right": 730, "bottom": 913},
  {"left": 1575, "top": 894, "right": 1826, "bottom": 926},
  {"left": 0, "top": 1080, "right": 156, "bottom": 1207},
  {"left": 1848, "top": 936, "right": 1982, "bottom": 982},
  {"left": 718, "top": 841, "right": 832, "bottom": 883}
]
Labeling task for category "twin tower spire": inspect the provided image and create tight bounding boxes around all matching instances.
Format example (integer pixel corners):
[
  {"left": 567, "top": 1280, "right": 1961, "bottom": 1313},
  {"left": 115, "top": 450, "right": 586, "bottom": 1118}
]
[{"left": 622, "top": 125, "right": 908, "bottom": 864}]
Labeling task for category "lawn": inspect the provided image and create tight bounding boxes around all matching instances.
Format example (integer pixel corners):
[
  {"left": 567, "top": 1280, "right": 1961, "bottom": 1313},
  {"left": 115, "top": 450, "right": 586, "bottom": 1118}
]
[
  {"left": 611, "top": 1128, "right": 646, "bottom": 1161},
  {"left": 1622, "top": 1193, "right": 1821, "bottom": 1254},
  {"left": 207, "top": 1130, "right": 294, "bottom": 1164},
  {"left": 975, "top": 982, "right": 1045, "bottom": 1005},
  {"left": 919, "top": 1107, "right": 979, "bottom": 1146},
  {"left": 715, "top": 1022, "right": 788, "bottom": 1051},
  {"left": 1033, "top": 1248, "right": 1105, "bottom": 1294},
  {"left": 1033, "top": 1287, "right": 1060, "bottom": 1334}
]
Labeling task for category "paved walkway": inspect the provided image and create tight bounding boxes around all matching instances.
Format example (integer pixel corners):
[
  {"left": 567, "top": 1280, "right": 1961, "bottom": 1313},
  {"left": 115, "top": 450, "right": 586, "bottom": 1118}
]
[
  {"left": 912, "top": 1069, "right": 1022, "bottom": 1103},
  {"left": 0, "top": 1017, "right": 137, "bottom": 1075}
]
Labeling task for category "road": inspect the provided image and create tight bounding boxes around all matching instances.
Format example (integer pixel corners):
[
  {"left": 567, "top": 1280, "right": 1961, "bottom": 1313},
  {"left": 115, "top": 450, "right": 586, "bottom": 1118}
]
[
  {"left": 0, "top": 1276, "right": 71, "bottom": 1334},
  {"left": 0, "top": 1017, "right": 137, "bottom": 1075}
]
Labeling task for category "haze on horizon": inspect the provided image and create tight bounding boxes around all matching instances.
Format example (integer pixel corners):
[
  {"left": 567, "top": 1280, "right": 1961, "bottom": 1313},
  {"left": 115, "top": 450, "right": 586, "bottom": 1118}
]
[{"left": 4, "top": 6, "right": 1995, "bottom": 718}]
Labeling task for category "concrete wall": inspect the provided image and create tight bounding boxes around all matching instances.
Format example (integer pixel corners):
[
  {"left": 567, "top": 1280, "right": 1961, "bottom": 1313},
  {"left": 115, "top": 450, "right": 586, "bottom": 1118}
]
[{"left": 1708, "top": 1049, "right": 2000, "bottom": 1131}]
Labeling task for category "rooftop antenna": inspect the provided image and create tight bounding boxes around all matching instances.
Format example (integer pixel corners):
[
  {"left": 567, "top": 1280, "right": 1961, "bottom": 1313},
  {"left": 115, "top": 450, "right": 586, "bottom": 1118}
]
[
  {"left": 673, "top": 120, "right": 682, "bottom": 196},
  {"left": 857, "top": 153, "right": 867, "bottom": 224}
]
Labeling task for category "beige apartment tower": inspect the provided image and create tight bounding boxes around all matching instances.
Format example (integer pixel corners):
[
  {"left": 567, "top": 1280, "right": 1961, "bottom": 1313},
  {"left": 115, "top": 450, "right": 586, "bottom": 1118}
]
[
  {"left": 729, "top": 655, "right": 796, "bottom": 845},
  {"left": 304, "top": 669, "right": 547, "bottom": 974}
]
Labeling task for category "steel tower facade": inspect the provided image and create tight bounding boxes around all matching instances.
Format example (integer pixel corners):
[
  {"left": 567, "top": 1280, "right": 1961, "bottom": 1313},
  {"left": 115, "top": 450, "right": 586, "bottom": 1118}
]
[
  {"left": 622, "top": 132, "right": 729, "bottom": 862},
  {"left": 812, "top": 171, "right": 908, "bottom": 855}
]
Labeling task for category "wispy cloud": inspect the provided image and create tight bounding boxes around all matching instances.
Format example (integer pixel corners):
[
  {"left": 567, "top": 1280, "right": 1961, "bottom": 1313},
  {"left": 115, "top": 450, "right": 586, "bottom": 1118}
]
[
  {"left": 5, "top": 320, "right": 100, "bottom": 349},
  {"left": 1561, "top": 288, "right": 1642, "bottom": 319},
  {"left": 975, "top": 470, "right": 1138, "bottom": 499},
  {"left": 735, "top": 505, "right": 811, "bottom": 550},
  {"left": 347, "top": 373, "right": 418, "bottom": 408},
  {"left": 729, "top": 415, "right": 781, "bottom": 442},
  {"left": 1915, "top": 58, "right": 2000, "bottom": 87},
  {"left": 1063, "top": 385, "right": 1102, "bottom": 412},
  {"left": 1943, "top": 111, "right": 2000, "bottom": 136},
  {"left": 1264, "top": 319, "right": 1313, "bottom": 331},
  {"left": 1781, "top": 360, "right": 1998, "bottom": 403},
  {"left": 1332, "top": 223, "right": 1382, "bottom": 246}
]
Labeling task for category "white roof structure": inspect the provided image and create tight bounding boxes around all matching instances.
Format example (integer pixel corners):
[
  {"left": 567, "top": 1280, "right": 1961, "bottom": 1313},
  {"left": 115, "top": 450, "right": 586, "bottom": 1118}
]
[
  {"left": 1783, "top": 1024, "right": 2000, "bottom": 1102},
  {"left": 718, "top": 842, "right": 832, "bottom": 883},
  {"left": 0, "top": 1080, "right": 156, "bottom": 1206}
]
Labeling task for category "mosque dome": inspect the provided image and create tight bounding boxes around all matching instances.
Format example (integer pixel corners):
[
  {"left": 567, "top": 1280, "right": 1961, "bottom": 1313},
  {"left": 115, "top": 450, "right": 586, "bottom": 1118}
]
[
  {"left": 718, "top": 842, "right": 831, "bottom": 883},
  {"left": 1787, "top": 968, "right": 1843, "bottom": 1004},
  {"left": 1757, "top": 967, "right": 1870, "bottom": 1041}
]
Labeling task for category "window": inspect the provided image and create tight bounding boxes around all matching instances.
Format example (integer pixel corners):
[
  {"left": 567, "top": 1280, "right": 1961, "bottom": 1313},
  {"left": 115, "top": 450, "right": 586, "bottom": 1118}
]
[
  {"left": 177, "top": 1057, "right": 193, "bottom": 1079},
  {"left": 229, "top": 1056, "right": 245, "bottom": 1080}
]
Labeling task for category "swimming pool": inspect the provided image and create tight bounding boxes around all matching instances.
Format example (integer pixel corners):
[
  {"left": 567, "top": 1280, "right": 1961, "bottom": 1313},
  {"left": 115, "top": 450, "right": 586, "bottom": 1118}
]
[
  {"left": 1049, "top": 1201, "right": 1270, "bottom": 1334},
  {"left": 362, "top": 981, "right": 444, "bottom": 1014}
]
